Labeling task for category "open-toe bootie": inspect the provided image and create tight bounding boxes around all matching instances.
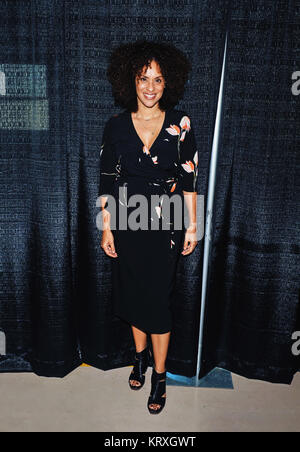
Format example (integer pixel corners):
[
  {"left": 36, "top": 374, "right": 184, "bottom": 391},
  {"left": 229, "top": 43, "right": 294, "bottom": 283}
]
[
  {"left": 128, "top": 345, "right": 151, "bottom": 390},
  {"left": 147, "top": 367, "right": 167, "bottom": 414}
]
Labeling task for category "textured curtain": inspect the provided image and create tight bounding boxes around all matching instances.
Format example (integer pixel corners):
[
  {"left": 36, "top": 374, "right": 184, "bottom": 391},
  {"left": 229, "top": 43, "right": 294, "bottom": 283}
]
[
  {"left": 1, "top": 1, "right": 298, "bottom": 385},
  {"left": 0, "top": 0, "right": 227, "bottom": 377},
  {"left": 200, "top": 0, "right": 300, "bottom": 384},
  {"left": 0, "top": 0, "right": 81, "bottom": 376}
]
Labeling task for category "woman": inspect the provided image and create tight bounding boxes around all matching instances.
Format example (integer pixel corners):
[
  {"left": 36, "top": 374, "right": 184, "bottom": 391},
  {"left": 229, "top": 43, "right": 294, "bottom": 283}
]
[{"left": 99, "top": 40, "right": 198, "bottom": 415}]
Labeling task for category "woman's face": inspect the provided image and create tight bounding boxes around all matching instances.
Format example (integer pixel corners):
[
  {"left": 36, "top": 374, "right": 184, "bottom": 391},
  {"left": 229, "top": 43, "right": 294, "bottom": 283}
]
[{"left": 134, "top": 60, "right": 166, "bottom": 109}]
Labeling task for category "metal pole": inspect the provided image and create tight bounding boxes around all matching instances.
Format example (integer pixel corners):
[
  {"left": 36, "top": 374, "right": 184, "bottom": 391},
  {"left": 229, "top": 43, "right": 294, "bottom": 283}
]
[{"left": 195, "top": 31, "right": 228, "bottom": 385}]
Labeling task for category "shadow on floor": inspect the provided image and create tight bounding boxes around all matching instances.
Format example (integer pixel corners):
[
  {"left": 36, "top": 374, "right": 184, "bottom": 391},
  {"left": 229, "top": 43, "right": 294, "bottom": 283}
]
[{"left": 166, "top": 367, "right": 234, "bottom": 389}]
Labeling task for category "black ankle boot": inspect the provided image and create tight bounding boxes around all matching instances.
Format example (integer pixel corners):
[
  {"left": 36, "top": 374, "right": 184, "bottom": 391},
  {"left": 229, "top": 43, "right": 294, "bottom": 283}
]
[
  {"left": 147, "top": 367, "right": 167, "bottom": 414},
  {"left": 128, "top": 345, "right": 152, "bottom": 390}
]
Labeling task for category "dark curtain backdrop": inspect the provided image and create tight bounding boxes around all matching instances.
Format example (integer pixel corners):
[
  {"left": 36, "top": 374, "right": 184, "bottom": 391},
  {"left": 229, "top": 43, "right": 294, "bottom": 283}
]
[
  {"left": 200, "top": 0, "right": 300, "bottom": 384},
  {"left": 0, "top": 0, "right": 298, "bottom": 384},
  {"left": 0, "top": 0, "right": 227, "bottom": 377}
]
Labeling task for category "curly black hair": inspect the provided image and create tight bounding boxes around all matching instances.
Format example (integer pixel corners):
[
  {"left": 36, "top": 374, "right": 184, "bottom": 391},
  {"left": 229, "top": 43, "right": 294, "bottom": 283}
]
[{"left": 106, "top": 39, "right": 192, "bottom": 112}]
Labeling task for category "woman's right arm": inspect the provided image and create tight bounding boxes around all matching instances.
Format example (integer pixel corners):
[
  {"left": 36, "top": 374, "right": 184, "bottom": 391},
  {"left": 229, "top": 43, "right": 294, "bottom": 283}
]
[{"left": 99, "top": 118, "right": 118, "bottom": 258}]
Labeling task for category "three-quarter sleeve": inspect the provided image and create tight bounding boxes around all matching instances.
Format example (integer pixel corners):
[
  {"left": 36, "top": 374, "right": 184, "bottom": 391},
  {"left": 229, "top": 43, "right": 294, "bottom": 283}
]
[
  {"left": 179, "top": 113, "right": 198, "bottom": 192},
  {"left": 99, "top": 118, "right": 118, "bottom": 197}
]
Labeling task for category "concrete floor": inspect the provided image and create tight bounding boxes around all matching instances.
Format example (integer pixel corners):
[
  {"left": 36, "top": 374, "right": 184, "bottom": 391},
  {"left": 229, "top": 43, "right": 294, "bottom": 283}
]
[{"left": 0, "top": 365, "right": 299, "bottom": 432}]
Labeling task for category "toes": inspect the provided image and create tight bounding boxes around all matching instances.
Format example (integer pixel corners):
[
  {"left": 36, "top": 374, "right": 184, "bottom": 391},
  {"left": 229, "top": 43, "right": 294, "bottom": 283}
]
[
  {"left": 149, "top": 404, "right": 161, "bottom": 410},
  {"left": 130, "top": 380, "right": 141, "bottom": 387}
]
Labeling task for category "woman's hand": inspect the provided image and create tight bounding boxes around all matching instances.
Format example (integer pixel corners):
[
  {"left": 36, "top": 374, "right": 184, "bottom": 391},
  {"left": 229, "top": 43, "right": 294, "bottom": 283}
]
[
  {"left": 181, "top": 225, "right": 198, "bottom": 256},
  {"left": 101, "top": 229, "right": 118, "bottom": 258}
]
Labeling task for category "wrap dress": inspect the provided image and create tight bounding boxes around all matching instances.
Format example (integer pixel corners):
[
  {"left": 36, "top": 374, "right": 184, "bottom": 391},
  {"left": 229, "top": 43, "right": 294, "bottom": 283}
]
[{"left": 99, "top": 108, "right": 198, "bottom": 334}]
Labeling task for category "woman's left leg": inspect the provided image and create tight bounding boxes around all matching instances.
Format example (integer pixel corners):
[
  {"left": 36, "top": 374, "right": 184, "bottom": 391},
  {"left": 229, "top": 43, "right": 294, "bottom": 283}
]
[
  {"left": 149, "top": 331, "right": 170, "bottom": 412},
  {"left": 150, "top": 331, "right": 171, "bottom": 373}
]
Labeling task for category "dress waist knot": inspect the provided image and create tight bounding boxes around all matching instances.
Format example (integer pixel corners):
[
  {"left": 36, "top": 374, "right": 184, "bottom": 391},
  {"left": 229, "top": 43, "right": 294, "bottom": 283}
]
[{"left": 116, "top": 173, "right": 179, "bottom": 184}]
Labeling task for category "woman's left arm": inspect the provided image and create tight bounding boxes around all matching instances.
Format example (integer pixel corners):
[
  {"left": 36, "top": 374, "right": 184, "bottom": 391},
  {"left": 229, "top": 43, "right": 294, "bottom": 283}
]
[{"left": 178, "top": 113, "right": 199, "bottom": 256}]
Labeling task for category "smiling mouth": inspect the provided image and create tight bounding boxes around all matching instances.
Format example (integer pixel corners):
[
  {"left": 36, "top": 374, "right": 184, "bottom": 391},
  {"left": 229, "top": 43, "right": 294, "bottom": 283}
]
[{"left": 144, "top": 93, "right": 156, "bottom": 99}]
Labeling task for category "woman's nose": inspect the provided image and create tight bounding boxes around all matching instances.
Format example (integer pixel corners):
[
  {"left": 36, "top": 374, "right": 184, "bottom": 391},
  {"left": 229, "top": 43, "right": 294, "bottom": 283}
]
[{"left": 147, "top": 80, "right": 154, "bottom": 91}]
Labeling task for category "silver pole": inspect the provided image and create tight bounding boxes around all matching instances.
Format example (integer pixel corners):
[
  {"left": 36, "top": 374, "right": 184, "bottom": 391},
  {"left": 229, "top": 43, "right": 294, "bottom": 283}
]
[{"left": 195, "top": 31, "right": 228, "bottom": 385}]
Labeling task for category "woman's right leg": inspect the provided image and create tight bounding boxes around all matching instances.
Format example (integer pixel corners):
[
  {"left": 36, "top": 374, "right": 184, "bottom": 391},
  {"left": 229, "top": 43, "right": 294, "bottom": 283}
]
[
  {"left": 129, "top": 325, "right": 148, "bottom": 388},
  {"left": 131, "top": 325, "right": 148, "bottom": 353}
]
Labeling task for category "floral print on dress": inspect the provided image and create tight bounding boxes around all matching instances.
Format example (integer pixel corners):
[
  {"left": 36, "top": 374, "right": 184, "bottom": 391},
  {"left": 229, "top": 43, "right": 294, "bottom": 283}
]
[
  {"left": 170, "top": 182, "right": 177, "bottom": 192},
  {"left": 166, "top": 115, "right": 198, "bottom": 192},
  {"left": 99, "top": 110, "right": 199, "bottom": 254},
  {"left": 181, "top": 150, "right": 198, "bottom": 191},
  {"left": 142, "top": 145, "right": 159, "bottom": 165}
]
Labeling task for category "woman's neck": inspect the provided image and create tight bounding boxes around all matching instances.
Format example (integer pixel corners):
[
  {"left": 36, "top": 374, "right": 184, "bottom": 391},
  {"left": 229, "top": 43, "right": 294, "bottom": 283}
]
[{"left": 134, "top": 102, "right": 163, "bottom": 120}]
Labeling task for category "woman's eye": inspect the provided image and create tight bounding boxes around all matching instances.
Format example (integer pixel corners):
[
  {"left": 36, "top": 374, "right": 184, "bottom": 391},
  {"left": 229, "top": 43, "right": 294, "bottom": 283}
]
[{"left": 139, "top": 77, "right": 162, "bottom": 82}]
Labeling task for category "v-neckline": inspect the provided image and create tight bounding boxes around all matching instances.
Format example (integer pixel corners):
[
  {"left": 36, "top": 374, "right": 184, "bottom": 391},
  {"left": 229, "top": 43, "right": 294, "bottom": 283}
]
[{"left": 129, "top": 109, "right": 168, "bottom": 153}]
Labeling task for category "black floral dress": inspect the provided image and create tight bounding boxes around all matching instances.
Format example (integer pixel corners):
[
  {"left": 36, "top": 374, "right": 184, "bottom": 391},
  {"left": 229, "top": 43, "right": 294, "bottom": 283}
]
[{"left": 99, "top": 108, "right": 198, "bottom": 334}]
